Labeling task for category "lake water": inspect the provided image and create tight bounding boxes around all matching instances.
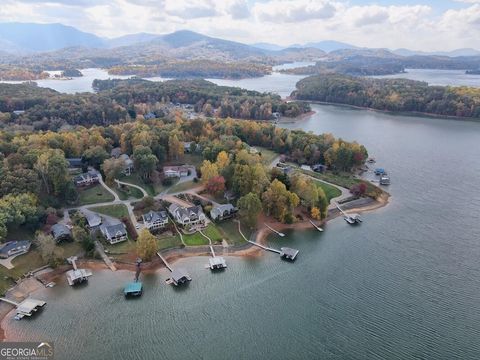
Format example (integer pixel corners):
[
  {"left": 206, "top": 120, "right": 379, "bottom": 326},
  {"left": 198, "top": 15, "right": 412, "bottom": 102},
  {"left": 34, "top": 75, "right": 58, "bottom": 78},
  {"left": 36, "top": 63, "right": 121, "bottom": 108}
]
[
  {"left": 373, "top": 68, "right": 480, "bottom": 87},
  {"left": 3, "top": 100, "right": 480, "bottom": 359}
]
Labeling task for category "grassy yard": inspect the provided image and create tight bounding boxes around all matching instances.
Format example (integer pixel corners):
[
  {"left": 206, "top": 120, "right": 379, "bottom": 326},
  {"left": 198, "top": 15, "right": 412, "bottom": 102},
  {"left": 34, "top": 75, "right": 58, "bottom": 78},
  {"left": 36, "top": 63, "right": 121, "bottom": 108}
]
[
  {"left": 114, "top": 184, "right": 144, "bottom": 201},
  {"left": 0, "top": 241, "right": 83, "bottom": 294},
  {"left": 314, "top": 181, "right": 342, "bottom": 202},
  {"left": 90, "top": 204, "right": 129, "bottom": 219},
  {"left": 103, "top": 239, "right": 135, "bottom": 254},
  {"left": 156, "top": 233, "right": 183, "bottom": 251},
  {"left": 167, "top": 180, "right": 198, "bottom": 194},
  {"left": 77, "top": 184, "right": 115, "bottom": 206},
  {"left": 118, "top": 173, "right": 165, "bottom": 196},
  {"left": 183, "top": 231, "right": 209, "bottom": 246},
  {"left": 182, "top": 153, "right": 203, "bottom": 168},
  {"left": 256, "top": 146, "right": 279, "bottom": 165},
  {"left": 216, "top": 220, "right": 249, "bottom": 246}
]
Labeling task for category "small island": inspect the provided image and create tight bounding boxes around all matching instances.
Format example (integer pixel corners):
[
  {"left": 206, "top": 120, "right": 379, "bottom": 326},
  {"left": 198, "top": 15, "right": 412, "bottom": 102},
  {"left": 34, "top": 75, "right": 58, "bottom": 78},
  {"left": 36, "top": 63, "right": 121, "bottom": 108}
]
[{"left": 61, "top": 68, "right": 83, "bottom": 77}]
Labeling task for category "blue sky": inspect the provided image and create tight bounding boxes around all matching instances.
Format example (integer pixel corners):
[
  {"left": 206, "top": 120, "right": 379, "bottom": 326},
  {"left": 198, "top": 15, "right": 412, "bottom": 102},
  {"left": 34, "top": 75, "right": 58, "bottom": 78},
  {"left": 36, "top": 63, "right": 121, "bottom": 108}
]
[{"left": 1, "top": 0, "right": 479, "bottom": 50}]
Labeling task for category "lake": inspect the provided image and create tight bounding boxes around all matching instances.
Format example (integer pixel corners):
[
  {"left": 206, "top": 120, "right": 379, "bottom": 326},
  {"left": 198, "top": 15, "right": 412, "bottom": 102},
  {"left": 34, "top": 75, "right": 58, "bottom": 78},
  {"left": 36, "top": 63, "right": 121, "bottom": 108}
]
[
  {"left": 3, "top": 100, "right": 480, "bottom": 359},
  {"left": 373, "top": 68, "right": 480, "bottom": 87}
]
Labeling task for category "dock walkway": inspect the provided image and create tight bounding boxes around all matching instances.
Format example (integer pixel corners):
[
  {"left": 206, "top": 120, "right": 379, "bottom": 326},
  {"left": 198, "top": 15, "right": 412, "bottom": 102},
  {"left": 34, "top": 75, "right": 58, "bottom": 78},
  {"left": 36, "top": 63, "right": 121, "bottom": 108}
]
[
  {"left": 236, "top": 221, "right": 282, "bottom": 254},
  {"left": 156, "top": 252, "right": 173, "bottom": 272},
  {"left": 94, "top": 240, "right": 117, "bottom": 271}
]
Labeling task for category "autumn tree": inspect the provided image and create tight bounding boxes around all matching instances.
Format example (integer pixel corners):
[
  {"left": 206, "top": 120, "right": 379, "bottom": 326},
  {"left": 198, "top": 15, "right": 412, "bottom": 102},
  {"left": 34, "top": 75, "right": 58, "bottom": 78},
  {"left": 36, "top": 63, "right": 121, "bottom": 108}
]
[
  {"left": 215, "top": 150, "right": 230, "bottom": 170},
  {"left": 311, "top": 207, "right": 321, "bottom": 220},
  {"left": 34, "top": 149, "right": 70, "bottom": 196},
  {"left": 290, "top": 174, "right": 319, "bottom": 209},
  {"left": 237, "top": 192, "right": 262, "bottom": 229},
  {"left": 168, "top": 135, "right": 184, "bottom": 161},
  {"left": 83, "top": 145, "right": 109, "bottom": 169},
  {"left": 0, "top": 193, "right": 39, "bottom": 240},
  {"left": 35, "top": 232, "right": 63, "bottom": 266},
  {"left": 102, "top": 157, "right": 126, "bottom": 185},
  {"left": 133, "top": 146, "right": 158, "bottom": 180},
  {"left": 206, "top": 176, "right": 226, "bottom": 197},
  {"left": 262, "top": 179, "right": 300, "bottom": 223},
  {"left": 200, "top": 160, "right": 219, "bottom": 184},
  {"left": 136, "top": 229, "right": 157, "bottom": 261}
]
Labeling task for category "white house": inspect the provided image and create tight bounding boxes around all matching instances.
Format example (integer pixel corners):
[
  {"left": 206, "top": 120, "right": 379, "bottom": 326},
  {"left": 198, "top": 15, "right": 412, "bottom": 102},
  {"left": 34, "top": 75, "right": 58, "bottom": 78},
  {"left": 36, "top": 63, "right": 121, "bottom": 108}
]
[
  {"left": 100, "top": 223, "right": 127, "bottom": 244},
  {"left": 142, "top": 210, "right": 169, "bottom": 231},
  {"left": 119, "top": 154, "right": 134, "bottom": 176},
  {"left": 168, "top": 204, "right": 206, "bottom": 227},
  {"left": 163, "top": 166, "right": 189, "bottom": 178},
  {"left": 74, "top": 171, "right": 99, "bottom": 187}
]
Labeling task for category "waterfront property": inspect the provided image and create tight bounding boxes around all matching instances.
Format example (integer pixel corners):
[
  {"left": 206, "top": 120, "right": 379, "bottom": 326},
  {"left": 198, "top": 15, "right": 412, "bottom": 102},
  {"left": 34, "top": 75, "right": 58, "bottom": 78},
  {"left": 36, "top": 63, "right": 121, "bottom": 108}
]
[
  {"left": 74, "top": 171, "right": 100, "bottom": 187},
  {"left": 380, "top": 175, "right": 391, "bottom": 185},
  {"left": 142, "top": 210, "right": 168, "bottom": 231},
  {"left": 0, "top": 240, "right": 31, "bottom": 259},
  {"left": 170, "top": 268, "right": 192, "bottom": 286},
  {"left": 163, "top": 165, "right": 190, "bottom": 178},
  {"left": 51, "top": 223, "right": 72, "bottom": 243},
  {"left": 168, "top": 204, "right": 206, "bottom": 227},
  {"left": 100, "top": 223, "right": 128, "bottom": 244},
  {"left": 344, "top": 213, "right": 362, "bottom": 225},
  {"left": 210, "top": 204, "right": 237, "bottom": 222}
]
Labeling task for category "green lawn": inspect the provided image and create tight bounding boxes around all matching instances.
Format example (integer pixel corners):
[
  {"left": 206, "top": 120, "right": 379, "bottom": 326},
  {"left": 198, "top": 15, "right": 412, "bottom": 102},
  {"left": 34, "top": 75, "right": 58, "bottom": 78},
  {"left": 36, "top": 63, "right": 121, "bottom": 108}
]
[
  {"left": 156, "top": 233, "right": 183, "bottom": 251},
  {"left": 103, "top": 239, "right": 135, "bottom": 254},
  {"left": 182, "top": 153, "right": 203, "bottom": 167},
  {"left": 167, "top": 180, "right": 197, "bottom": 194},
  {"left": 183, "top": 231, "right": 209, "bottom": 246},
  {"left": 216, "top": 220, "right": 249, "bottom": 246},
  {"left": 90, "top": 204, "right": 129, "bottom": 219},
  {"left": 256, "top": 146, "right": 279, "bottom": 165},
  {"left": 113, "top": 183, "right": 144, "bottom": 200},
  {"left": 314, "top": 181, "right": 342, "bottom": 202},
  {"left": 118, "top": 173, "right": 162, "bottom": 196},
  {"left": 77, "top": 184, "right": 115, "bottom": 206}
]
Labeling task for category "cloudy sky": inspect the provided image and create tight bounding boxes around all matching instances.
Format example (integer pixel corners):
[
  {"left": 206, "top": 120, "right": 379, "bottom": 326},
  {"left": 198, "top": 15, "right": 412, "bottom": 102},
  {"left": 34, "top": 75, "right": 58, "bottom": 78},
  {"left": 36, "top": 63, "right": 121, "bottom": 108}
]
[{"left": 1, "top": 0, "right": 479, "bottom": 50}]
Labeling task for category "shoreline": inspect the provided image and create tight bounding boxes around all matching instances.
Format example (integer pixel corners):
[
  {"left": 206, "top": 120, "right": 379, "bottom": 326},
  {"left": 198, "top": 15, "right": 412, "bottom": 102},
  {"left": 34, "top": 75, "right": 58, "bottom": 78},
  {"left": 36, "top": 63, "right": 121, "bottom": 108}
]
[
  {"left": 295, "top": 100, "right": 480, "bottom": 122},
  {"left": 0, "top": 192, "right": 389, "bottom": 341}
]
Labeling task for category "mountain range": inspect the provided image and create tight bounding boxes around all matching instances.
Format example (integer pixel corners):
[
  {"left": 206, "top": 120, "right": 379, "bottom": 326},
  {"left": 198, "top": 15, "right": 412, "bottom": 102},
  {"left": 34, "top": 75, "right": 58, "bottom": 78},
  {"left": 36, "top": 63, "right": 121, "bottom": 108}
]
[{"left": 1, "top": 22, "right": 478, "bottom": 58}]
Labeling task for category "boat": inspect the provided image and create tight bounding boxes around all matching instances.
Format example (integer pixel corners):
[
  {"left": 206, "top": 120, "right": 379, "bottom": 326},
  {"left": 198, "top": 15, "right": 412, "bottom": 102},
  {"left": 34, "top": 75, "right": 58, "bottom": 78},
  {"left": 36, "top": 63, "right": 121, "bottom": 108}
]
[
  {"left": 374, "top": 168, "right": 386, "bottom": 175},
  {"left": 344, "top": 213, "right": 362, "bottom": 225},
  {"left": 367, "top": 158, "right": 376, "bottom": 164},
  {"left": 380, "top": 175, "right": 391, "bottom": 185}
]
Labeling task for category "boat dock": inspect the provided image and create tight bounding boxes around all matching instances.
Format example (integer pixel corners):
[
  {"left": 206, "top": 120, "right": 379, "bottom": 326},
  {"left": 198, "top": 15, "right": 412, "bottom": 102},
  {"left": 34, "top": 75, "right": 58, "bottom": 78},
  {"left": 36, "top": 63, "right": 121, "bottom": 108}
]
[
  {"left": 199, "top": 230, "right": 227, "bottom": 270},
  {"left": 264, "top": 223, "right": 285, "bottom": 237},
  {"left": 0, "top": 297, "right": 46, "bottom": 320},
  {"left": 124, "top": 259, "right": 143, "bottom": 297},
  {"left": 309, "top": 219, "right": 324, "bottom": 232},
  {"left": 335, "top": 203, "right": 362, "bottom": 225},
  {"left": 66, "top": 256, "right": 92, "bottom": 286},
  {"left": 237, "top": 221, "right": 298, "bottom": 260},
  {"left": 157, "top": 252, "right": 192, "bottom": 286}
]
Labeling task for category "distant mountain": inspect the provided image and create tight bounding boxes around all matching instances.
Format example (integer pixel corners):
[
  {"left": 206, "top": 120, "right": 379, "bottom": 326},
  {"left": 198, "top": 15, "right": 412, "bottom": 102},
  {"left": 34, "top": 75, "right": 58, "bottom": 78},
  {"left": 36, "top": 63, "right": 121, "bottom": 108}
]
[
  {"left": 394, "top": 48, "right": 480, "bottom": 57},
  {"left": 303, "top": 40, "right": 358, "bottom": 53},
  {"left": 0, "top": 22, "right": 105, "bottom": 53},
  {"left": 107, "top": 33, "right": 159, "bottom": 48},
  {"left": 251, "top": 43, "right": 286, "bottom": 51}
]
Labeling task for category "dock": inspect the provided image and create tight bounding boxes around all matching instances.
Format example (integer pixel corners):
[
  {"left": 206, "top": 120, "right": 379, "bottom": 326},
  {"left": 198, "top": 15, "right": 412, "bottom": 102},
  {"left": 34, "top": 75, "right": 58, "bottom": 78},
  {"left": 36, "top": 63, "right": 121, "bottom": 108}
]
[
  {"left": 66, "top": 256, "right": 92, "bottom": 286},
  {"left": 236, "top": 221, "right": 298, "bottom": 260},
  {"left": 124, "top": 259, "right": 143, "bottom": 297},
  {"left": 335, "top": 203, "right": 362, "bottom": 225},
  {"left": 199, "top": 230, "right": 227, "bottom": 270},
  {"left": 0, "top": 297, "right": 46, "bottom": 320},
  {"left": 264, "top": 223, "right": 285, "bottom": 237},
  {"left": 157, "top": 252, "right": 192, "bottom": 286},
  {"left": 309, "top": 219, "right": 324, "bottom": 232}
]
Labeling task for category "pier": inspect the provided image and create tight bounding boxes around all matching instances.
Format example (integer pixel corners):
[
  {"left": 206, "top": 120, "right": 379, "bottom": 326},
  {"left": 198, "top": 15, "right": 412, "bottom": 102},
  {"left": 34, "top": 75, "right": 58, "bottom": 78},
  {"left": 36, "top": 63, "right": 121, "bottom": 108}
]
[
  {"left": 309, "top": 219, "right": 324, "bottom": 232},
  {"left": 124, "top": 259, "right": 143, "bottom": 297},
  {"left": 236, "top": 221, "right": 298, "bottom": 260},
  {"left": 0, "top": 297, "right": 46, "bottom": 320},
  {"left": 157, "top": 252, "right": 191, "bottom": 286},
  {"left": 264, "top": 223, "right": 285, "bottom": 237},
  {"left": 66, "top": 256, "right": 92, "bottom": 286},
  {"left": 199, "top": 230, "right": 227, "bottom": 270}
]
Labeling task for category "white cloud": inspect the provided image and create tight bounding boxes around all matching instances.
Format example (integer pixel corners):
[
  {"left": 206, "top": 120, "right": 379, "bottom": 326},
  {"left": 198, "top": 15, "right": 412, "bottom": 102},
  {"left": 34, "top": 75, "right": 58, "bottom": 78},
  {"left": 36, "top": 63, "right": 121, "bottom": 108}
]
[{"left": 0, "top": 0, "right": 478, "bottom": 51}]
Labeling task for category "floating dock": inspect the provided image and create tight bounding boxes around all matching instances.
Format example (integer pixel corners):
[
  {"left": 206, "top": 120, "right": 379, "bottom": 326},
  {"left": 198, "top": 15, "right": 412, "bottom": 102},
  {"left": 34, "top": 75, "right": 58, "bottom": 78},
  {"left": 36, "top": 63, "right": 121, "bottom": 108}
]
[
  {"left": 199, "top": 230, "right": 227, "bottom": 270},
  {"left": 335, "top": 203, "right": 363, "bottom": 225},
  {"left": 264, "top": 223, "right": 285, "bottom": 237},
  {"left": 280, "top": 247, "right": 299, "bottom": 261},
  {"left": 0, "top": 297, "right": 46, "bottom": 320},
  {"left": 157, "top": 252, "right": 192, "bottom": 286},
  {"left": 66, "top": 256, "right": 92, "bottom": 286}
]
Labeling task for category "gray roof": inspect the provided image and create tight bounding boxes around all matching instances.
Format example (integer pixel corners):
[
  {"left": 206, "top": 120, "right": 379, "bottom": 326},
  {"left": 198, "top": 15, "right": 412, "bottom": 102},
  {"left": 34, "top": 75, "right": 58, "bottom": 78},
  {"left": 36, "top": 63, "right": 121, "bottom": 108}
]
[
  {"left": 210, "top": 204, "right": 236, "bottom": 220},
  {"left": 101, "top": 223, "right": 127, "bottom": 238},
  {"left": 111, "top": 147, "right": 122, "bottom": 158},
  {"left": 0, "top": 241, "right": 31, "bottom": 255},
  {"left": 51, "top": 223, "right": 71, "bottom": 239},
  {"left": 74, "top": 171, "right": 99, "bottom": 183},
  {"left": 281, "top": 247, "right": 299, "bottom": 258},
  {"left": 169, "top": 204, "right": 203, "bottom": 221},
  {"left": 84, "top": 212, "right": 102, "bottom": 227},
  {"left": 142, "top": 210, "right": 167, "bottom": 223},
  {"left": 171, "top": 268, "right": 190, "bottom": 282}
]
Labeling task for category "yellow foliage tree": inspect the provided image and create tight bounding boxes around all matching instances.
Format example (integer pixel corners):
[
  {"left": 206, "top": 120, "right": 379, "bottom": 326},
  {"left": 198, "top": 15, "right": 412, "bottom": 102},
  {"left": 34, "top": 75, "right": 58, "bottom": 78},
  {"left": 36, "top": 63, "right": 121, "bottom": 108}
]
[
  {"left": 216, "top": 151, "right": 230, "bottom": 170},
  {"left": 200, "top": 160, "right": 219, "bottom": 184},
  {"left": 311, "top": 207, "right": 321, "bottom": 220},
  {"left": 136, "top": 229, "right": 158, "bottom": 261}
]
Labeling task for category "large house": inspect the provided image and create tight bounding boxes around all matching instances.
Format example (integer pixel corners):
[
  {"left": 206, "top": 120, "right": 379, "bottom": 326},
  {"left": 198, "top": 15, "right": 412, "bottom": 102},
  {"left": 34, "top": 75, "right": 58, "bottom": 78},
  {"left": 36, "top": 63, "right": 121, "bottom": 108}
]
[
  {"left": 210, "top": 204, "right": 237, "bottom": 222},
  {"left": 0, "top": 241, "right": 31, "bottom": 259},
  {"left": 168, "top": 204, "right": 206, "bottom": 227},
  {"left": 84, "top": 211, "right": 102, "bottom": 229},
  {"left": 100, "top": 223, "right": 127, "bottom": 244},
  {"left": 163, "top": 166, "right": 189, "bottom": 178},
  {"left": 66, "top": 158, "right": 84, "bottom": 169},
  {"left": 74, "top": 171, "right": 99, "bottom": 187},
  {"left": 51, "top": 223, "right": 72, "bottom": 243},
  {"left": 142, "top": 210, "right": 168, "bottom": 231}
]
